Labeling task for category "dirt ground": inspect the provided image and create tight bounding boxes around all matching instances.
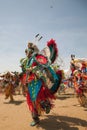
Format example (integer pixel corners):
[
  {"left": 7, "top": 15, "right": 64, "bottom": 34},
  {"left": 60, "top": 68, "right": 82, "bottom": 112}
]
[{"left": 0, "top": 88, "right": 87, "bottom": 130}]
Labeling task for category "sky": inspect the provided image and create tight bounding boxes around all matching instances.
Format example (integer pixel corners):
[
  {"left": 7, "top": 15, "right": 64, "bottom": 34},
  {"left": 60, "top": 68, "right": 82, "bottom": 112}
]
[{"left": 0, "top": 0, "right": 87, "bottom": 73}]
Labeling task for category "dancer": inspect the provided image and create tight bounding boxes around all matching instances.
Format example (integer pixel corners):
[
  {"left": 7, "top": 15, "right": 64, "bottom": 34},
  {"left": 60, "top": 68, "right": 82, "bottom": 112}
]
[
  {"left": 20, "top": 39, "right": 62, "bottom": 126},
  {"left": 3, "top": 72, "right": 14, "bottom": 102}
]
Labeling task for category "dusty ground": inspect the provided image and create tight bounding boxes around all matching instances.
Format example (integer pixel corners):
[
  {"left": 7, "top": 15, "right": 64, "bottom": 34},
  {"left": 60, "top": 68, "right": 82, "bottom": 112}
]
[{"left": 0, "top": 88, "right": 87, "bottom": 130}]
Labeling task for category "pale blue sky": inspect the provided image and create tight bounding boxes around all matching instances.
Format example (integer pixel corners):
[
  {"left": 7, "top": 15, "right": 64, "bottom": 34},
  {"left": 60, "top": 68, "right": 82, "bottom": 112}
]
[{"left": 0, "top": 0, "right": 87, "bottom": 72}]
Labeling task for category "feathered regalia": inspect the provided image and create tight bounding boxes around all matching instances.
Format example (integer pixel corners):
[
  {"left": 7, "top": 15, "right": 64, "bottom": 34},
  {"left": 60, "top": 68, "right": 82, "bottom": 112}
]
[
  {"left": 20, "top": 38, "right": 62, "bottom": 126},
  {"left": 47, "top": 39, "right": 58, "bottom": 63}
]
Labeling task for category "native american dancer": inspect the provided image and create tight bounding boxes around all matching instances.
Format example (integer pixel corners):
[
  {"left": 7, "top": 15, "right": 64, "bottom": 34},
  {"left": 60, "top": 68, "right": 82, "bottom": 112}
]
[
  {"left": 20, "top": 39, "right": 62, "bottom": 126},
  {"left": 70, "top": 55, "right": 87, "bottom": 107},
  {"left": 0, "top": 71, "right": 20, "bottom": 102},
  {"left": 2, "top": 72, "right": 15, "bottom": 102}
]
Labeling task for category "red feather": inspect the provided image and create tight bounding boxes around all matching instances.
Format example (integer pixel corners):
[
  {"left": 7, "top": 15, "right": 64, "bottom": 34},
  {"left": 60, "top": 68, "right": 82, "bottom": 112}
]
[{"left": 47, "top": 39, "right": 58, "bottom": 63}]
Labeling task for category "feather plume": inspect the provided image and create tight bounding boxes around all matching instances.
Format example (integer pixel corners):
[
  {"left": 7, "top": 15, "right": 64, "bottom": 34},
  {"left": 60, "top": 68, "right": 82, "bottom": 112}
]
[{"left": 47, "top": 39, "right": 58, "bottom": 63}]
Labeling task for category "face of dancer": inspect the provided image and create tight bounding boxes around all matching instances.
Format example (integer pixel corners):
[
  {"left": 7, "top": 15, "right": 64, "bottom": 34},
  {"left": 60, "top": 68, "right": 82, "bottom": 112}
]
[{"left": 25, "top": 43, "right": 33, "bottom": 58}]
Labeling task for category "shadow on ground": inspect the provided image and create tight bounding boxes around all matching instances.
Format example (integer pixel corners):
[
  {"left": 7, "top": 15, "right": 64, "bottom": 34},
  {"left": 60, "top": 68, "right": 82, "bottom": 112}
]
[
  {"left": 56, "top": 92, "right": 76, "bottom": 100},
  {"left": 37, "top": 114, "right": 87, "bottom": 130},
  {"left": 3, "top": 100, "right": 25, "bottom": 105}
]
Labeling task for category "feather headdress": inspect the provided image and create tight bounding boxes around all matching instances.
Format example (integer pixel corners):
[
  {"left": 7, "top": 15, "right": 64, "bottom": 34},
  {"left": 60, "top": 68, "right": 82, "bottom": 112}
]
[{"left": 47, "top": 39, "right": 58, "bottom": 63}]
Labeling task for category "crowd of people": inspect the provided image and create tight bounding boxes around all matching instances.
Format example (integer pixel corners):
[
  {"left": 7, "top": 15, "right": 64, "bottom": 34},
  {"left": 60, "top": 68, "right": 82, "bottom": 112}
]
[{"left": 0, "top": 40, "right": 87, "bottom": 127}]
